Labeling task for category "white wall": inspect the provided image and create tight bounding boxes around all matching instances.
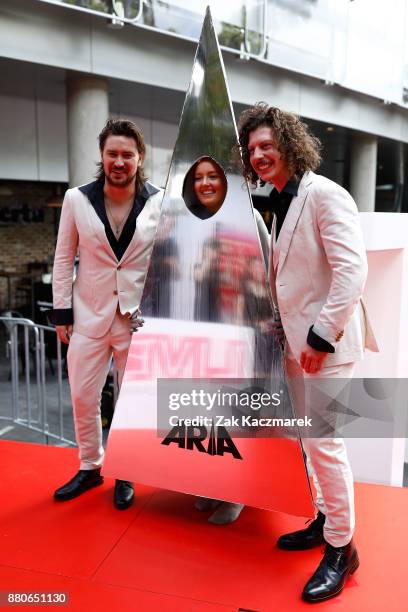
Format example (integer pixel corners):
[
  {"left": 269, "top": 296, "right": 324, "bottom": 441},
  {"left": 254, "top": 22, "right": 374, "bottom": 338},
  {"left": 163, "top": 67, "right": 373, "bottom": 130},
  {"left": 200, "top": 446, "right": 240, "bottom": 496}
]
[{"left": 346, "top": 214, "right": 408, "bottom": 486}]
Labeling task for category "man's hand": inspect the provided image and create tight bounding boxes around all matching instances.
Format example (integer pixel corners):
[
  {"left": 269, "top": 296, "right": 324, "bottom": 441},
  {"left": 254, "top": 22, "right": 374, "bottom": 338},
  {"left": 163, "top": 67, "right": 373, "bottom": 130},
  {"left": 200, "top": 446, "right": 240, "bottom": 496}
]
[
  {"left": 56, "top": 325, "right": 73, "bottom": 345},
  {"left": 300, "top": 344, "right": 328, "bottom": 374},
  {"left": 128, "top": 308, "right": 144, "bottom": 333}
]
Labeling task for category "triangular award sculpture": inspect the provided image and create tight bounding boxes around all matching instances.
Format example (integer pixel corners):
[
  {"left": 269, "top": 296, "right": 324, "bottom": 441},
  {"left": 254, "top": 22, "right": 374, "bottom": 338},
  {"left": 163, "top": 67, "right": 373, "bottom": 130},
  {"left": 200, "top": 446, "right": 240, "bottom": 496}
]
[{"left": 104, "top": 7, "right": 313, "bottom": 517}]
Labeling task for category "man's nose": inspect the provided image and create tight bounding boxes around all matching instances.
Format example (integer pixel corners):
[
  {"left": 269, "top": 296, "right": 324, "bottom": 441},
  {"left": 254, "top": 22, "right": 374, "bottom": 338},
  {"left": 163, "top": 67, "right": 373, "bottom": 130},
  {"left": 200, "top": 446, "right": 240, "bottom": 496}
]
[
  {"left": 252, "top": 147, "right": 263, "bottom": 160},
  {"left": 114, "top": 157, "right": 125, "bottom": 166}
]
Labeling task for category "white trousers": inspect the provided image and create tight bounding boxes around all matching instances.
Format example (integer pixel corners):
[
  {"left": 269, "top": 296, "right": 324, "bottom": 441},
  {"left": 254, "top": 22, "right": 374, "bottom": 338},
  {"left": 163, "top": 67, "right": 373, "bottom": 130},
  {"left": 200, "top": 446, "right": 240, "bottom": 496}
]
[
  {"left": 67, "top": 310, "right": 132, "bottom": 470},
  {"left": 285, "top": 351, "right": 355, "bottom": 547}
]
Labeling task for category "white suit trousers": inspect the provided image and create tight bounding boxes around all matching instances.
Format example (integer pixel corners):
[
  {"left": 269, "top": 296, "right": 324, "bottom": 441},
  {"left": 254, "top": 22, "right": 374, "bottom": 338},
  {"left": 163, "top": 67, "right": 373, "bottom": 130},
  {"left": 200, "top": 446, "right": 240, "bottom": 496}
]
[
  {"left": 67, "top": 311, "right": 132, "bottom": 470},
  {"left": 285, "top": 351, "right": 355, "bottom": 547}
]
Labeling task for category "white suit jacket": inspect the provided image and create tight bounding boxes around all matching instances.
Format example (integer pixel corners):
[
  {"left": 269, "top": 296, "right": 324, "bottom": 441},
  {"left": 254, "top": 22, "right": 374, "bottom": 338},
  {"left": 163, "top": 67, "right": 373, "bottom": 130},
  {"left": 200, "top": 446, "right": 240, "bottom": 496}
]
[
  {"left": 270, "top": 171, "right": 378, "bottom": 366},
  {"left": 51, "top": 181, "right": 163, "bottom": 338}
]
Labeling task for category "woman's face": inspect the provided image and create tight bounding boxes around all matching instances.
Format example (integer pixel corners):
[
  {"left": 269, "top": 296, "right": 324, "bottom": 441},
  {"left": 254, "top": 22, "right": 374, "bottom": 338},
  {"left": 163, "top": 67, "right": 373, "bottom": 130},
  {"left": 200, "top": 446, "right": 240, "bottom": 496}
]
[{"left": 194, "top": 160, "right": 225, "bottom": 211}]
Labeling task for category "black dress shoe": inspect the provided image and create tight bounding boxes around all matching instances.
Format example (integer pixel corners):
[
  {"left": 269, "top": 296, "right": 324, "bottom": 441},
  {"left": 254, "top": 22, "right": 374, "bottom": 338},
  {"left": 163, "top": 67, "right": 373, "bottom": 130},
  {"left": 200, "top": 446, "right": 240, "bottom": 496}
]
[
  {"left": 277, "top": 511, "right": 325, "bottom": 550},
  {"left": 54, "top": 469, "right": 103, "bottom": 501},
  {"left": 302, "top": 540, "right": 359, "bottom": 603},
  {"left": 114, "top": 480, "right": 134, "bottom": 510}
]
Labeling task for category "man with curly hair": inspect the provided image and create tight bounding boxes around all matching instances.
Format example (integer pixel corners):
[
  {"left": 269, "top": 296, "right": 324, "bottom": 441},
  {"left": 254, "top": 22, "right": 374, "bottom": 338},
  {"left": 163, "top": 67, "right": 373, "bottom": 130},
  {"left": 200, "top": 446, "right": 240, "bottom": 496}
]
[{"left": 238, "top": 103, "right": 377, "bottom": 603}]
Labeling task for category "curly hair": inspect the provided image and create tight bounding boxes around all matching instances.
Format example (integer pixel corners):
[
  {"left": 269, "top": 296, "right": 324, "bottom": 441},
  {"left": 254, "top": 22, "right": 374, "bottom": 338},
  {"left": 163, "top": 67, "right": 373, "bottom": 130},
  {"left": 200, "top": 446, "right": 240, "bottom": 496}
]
[
  {"left": 237, "top": 102, "right": 322, "bottom": 186},
  {"left": 96, "top": 118, "right": 147, "bottom": 194}
]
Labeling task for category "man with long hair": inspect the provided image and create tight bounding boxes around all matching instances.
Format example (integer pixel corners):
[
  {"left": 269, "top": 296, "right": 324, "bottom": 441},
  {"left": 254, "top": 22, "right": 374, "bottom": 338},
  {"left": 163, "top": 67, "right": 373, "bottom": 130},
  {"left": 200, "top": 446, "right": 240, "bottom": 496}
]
[
  {"left": 238, "top": 103, "right": 377, "bottom": 603},
  {"left": 49, "top": 119, "right": 163, "bottom": 509}
]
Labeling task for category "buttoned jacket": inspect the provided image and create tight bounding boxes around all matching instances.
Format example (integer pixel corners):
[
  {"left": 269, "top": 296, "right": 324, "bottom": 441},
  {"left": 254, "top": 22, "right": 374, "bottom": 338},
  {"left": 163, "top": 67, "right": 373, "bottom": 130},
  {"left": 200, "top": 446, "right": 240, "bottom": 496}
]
[
  {"left": 51, "top": 182, "right": 163, "bottom": 338},
  {"left": 270, "top": 171, "right": 378, "bottom": 366}
]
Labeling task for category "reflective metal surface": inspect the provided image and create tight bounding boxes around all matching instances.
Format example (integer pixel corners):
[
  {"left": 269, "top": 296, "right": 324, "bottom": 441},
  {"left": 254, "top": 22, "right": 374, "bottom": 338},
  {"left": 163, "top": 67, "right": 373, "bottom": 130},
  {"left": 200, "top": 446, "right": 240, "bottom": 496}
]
[
  {"left": 105, "top": 7, "right": 313, "bottom": 516},
  {"left": 140, "top": 7, "right": 283, "bottom": 381}
]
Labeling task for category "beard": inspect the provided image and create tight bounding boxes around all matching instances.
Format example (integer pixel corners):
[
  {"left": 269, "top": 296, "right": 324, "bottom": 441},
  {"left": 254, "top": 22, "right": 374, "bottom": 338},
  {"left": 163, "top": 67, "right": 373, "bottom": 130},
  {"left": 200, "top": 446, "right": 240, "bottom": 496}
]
[{"left": 105, "top": 169, "right": 137, "bottom": 188}]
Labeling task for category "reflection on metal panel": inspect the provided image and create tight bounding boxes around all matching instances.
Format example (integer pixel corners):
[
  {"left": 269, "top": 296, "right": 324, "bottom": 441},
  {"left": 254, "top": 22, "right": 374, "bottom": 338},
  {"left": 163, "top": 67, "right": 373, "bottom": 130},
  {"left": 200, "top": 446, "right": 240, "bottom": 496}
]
[
  {"left": 105, "top": 7, "right": 313, "bottom": 516},
  {"left": 140, "top": 5, "right": 277, "bottom": 380}
]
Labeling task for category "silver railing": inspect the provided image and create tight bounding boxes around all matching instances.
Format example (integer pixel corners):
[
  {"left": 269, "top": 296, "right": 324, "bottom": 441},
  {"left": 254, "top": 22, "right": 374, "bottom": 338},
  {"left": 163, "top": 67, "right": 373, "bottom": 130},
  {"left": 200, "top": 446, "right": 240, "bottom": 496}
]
[{"left": 0, "top": 316, "right": 76, "bottom": 446}]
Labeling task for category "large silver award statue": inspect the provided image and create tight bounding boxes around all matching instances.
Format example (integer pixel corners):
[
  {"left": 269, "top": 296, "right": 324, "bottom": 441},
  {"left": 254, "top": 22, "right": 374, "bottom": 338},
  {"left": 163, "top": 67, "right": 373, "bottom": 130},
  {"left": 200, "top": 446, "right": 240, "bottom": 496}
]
[{"left": 104, "top": 7, "right": 313, "bottom": 517}]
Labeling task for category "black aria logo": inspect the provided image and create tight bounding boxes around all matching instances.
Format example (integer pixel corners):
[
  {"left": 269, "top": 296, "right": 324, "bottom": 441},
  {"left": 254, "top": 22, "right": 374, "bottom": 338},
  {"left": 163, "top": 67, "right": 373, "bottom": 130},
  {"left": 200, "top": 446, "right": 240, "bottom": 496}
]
[{"left": 161, "top": 422, "right": 242, "bottom": 460}]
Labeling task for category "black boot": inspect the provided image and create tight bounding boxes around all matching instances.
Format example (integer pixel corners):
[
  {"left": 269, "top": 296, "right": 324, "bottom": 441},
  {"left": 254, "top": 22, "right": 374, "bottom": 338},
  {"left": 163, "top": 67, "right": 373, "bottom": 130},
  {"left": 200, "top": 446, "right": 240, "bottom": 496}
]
[
  {"left": 114, "top": 480, "right": 134, "bottom": 510},
  {"left": 302, "top": 540, "right": 359, "bottom": 603},
  {"left": 277, "top": 511, "right": 325, "bottom": 550},
  {"left": 54, "top": 469, "right": 103, "bottom": 501}
]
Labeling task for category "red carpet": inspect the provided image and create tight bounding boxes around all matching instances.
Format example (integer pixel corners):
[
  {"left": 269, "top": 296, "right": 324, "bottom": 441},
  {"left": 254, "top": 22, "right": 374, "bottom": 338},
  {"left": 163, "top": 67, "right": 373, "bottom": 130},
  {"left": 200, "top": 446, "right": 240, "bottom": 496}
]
[{"left": 0, "top": 440, "right": 407, "bottom": 611}]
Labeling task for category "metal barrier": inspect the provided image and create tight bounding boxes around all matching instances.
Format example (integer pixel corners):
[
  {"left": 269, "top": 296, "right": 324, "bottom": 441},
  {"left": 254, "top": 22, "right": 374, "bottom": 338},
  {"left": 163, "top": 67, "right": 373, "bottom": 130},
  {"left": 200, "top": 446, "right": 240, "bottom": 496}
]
[{"left": 0, "top": 316, "right": 76, "bottom": 446}]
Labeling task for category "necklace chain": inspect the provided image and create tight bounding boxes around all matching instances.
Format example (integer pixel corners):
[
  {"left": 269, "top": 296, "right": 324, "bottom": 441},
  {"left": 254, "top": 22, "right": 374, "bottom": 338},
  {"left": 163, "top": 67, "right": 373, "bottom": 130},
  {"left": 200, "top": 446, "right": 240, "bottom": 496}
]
[{"left": 105, "top": 198, "right": 133, "bottom": 238}]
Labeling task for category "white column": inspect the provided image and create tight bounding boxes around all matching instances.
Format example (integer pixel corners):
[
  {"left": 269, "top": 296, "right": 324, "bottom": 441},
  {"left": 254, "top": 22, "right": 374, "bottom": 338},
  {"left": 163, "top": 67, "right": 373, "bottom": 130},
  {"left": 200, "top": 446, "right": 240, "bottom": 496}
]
[
  {"left": 349, "top": 133, "right": 378, "bottom": 212},
  {"left": 66, "top": 74, "right": 109, "bottom": 188}
]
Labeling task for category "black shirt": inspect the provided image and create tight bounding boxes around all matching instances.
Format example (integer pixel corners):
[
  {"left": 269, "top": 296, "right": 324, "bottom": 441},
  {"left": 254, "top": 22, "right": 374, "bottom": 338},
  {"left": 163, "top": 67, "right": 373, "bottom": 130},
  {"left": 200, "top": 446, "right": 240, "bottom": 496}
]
[
  {"left": 79, "top": 178, "right": 160, "bottom": 261},
  {"left": 47, "top": 178, "right": 160, "bottom": 326},
  {"left": 188, "top": 202, "right": 215, "bottom": 220},
  {"left": 268, "top": 175, "right": 300, "bottom": 239}
]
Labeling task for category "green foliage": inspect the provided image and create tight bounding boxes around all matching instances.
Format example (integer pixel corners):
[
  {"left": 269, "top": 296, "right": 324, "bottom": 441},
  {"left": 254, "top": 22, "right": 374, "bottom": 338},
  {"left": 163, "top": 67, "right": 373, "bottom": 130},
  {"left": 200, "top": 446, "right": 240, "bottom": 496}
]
[
  {"left": 218, "top": 22, "right": 262, "bottom": 55},
  {"left": 218, "top": 23, "right": 242, "bottom": 50},
  {"left": 63, "top": 0, "right": 111, "bottom": 12}
]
